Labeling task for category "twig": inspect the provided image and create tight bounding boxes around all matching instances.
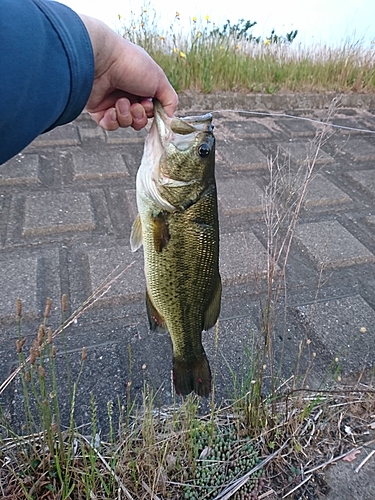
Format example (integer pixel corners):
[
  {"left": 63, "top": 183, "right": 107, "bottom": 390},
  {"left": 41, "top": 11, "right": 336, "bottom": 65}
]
[
  {"left": 282, "top": 474, "right": 313, "bottom": 498},
  {"left": 304, "top": 440, "right": 375, "bottom": 475},
  {"left": 354, "top": 449, "right": 375, "bottom": 474},
  {"left": 141, "top": 481, "right": 162, "bottom": 500},
  {"left": 78, "top": 434, "right": 135, "bottom": 500}
]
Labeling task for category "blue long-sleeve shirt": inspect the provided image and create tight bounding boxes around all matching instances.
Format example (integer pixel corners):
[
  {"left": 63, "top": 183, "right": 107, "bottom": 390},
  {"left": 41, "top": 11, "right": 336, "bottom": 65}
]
[{"left": 0, "top": 0, "right": 94, "bottom": 164}]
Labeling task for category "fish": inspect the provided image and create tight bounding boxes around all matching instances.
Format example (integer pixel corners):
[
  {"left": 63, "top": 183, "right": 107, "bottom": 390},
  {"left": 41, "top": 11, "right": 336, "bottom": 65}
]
[{"left": 130, "top": 100, "right": 221, "bottom": 397}]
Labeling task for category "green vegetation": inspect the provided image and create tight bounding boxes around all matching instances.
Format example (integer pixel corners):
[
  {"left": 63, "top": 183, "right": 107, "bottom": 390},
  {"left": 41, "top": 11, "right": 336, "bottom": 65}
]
[{"left": 119, "top": 8, "right": 375, "bottom": 94}]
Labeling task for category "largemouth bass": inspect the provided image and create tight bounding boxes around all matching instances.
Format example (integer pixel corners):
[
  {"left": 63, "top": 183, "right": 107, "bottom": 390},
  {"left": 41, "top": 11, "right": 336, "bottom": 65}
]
[{"left": 130, "top": 100, "right": 221, "bottom": 397}]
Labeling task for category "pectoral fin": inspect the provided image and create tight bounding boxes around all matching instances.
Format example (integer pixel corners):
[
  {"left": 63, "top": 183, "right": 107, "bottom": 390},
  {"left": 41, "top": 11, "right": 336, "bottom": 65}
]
[
  {"left": 203, "top": 276, "right": 222, "bottom": 331},
  {"left": 130, "top": 214, "right": 143, "bottom": 252},
  {"left": 153, "top": 213, "right": 170, "bottom": 252},
  {"left": 146, "top": 290, "right": 168, "bottom": 333}
]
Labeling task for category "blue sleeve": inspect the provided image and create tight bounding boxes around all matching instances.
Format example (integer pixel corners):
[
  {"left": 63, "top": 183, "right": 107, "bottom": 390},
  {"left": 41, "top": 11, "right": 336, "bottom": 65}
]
[{"left": 0, "top": 0, "right": 94, "bottom": 164}]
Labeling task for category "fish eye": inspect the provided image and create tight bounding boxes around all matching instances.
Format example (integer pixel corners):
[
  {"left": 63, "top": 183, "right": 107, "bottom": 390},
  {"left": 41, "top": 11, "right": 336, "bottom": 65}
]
[{"left": 198, "top": 143, "right": 211, "bottom": 157}]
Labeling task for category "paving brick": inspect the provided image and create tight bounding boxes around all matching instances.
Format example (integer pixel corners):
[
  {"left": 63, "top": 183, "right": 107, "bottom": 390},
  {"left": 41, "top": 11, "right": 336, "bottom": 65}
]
[
  {"left": 278, "top": 117, "right": 316, "bottom": 137},
  {"left": 340, "top": 138, "right": 375, "bottom": 161},
  {"left": 88, "top": 246, "right": 145, "bottom": 303},
  {"left": 219, "top": 141, "right": 268, "bottom": 170},
  {"left": 280, "top": 141, "right": 334, "bottom": 165},
  {"left": 72, "top": 150, "right": 130, "bottom": 181},
  {"left": 296, "top": 295, "right": 375, "bottom": 371},
  {"left": 0, "top": 256, "right": 38, "bottom": 321},
  {"left": 105, "top": 127, "right": 147, "bottom": 144},
  {"left": 0, "top": 153, "right": 40, "bottom": 186},
  {"left": 346, "top": 169, "right": 375, "bottom": 198},
  {"left": 222, "top": 120, "right": 272, "bottom": 139},
  {"left": 219, "top": 231, "right": 268, "bottom": 284},
  {"left": 217, "top": 177, "right": 263, "bottom": 215},
  {"left": 30, "top": 123, "right": 80, "bottom": 147},
  {"left": 77, "top": 122, "right": 106, "bottom": 142},
  {"left": 23, "top": 192, "right": 95, "bottom": 236},
  {"left": 305, "top": 174, "right": 352, "bottom": 208},
  {"left": 295, "top": 220, "right": 375, "bottom": 268}
]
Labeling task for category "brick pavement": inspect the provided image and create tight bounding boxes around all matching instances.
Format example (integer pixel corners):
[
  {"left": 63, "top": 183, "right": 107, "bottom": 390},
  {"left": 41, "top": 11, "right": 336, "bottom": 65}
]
[{"left": 1, "top": 93, "right": 375, "bottom": 441}]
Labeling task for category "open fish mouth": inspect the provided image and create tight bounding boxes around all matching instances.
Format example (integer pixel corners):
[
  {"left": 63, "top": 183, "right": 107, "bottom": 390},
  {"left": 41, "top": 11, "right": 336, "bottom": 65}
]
[{"left": 152, "top": 100, "right": 213, "bottom": 151}]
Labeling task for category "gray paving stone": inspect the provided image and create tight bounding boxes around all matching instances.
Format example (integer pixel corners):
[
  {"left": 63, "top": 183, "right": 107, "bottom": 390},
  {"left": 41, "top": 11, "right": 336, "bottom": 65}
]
[
  {"left": 23, "top": 192, "right": 95, "bottom": 236},
  {"left": 280, "top": 141, "right": 334, "bottom": 164},
  {"left": 340, "top": 138, "right": 375, "bottom": 161},
  {"left": 220, "top": 231, "right": 268, "bottom": 284},
  {"left": 296, "top": 295, "right": 375, "bottom": 372},
  {"left": 278, "top": 117, "right": 316, "bottom": 137},
  {"left": 295, "top": 220, "right": 375, "bottom": 268},
  {"left": 30, "top": 123, "right": 80, "bottom": 147},
  {"left": 0, "top": 153, "right": 40, "bottom": 186},
  {"left": 219, "top": 141, "right": 268, "bottom": 170},
  {"left": 77, "top": 122, "right": 106, "bottom": 142},
  {"left": 346, "top": 169, "right": 375, "bottom": 198},
  {"left": 217, "top": 177, "right": 264, "bottom": 215},
  {"left": 72, "top": 150, "right": 130, "bottom": 181},
  {"left": 305, "top": 174, "right": 352, "bottom": 208},
  {"left": 105, "top": 127, "right": 147, "bottom": 144},
  {"left": 0, "top": 256, "right": 38, "bottom": 321},
  {"left": 222, "top": 120, "right": 272, "bottom": 139},
  {"left": 88, "top": 246, "right": 145, "bottom": 303}
]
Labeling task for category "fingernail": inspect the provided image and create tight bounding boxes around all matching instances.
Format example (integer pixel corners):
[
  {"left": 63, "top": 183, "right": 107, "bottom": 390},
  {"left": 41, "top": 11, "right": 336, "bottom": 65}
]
[
  {"left": 118, "top": 100, "right": 129, "bottom": 116},
  {"left": 133, "top": 108, "right": 144, "bottom": 120},
  {"left": 110, "top": 108, "right": 117, "bottom": 122}
]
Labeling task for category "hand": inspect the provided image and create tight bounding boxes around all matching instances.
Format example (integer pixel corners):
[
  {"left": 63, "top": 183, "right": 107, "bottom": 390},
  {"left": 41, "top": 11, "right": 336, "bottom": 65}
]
[{"left": 79, "top": 15, "right": 178, "bottom": 131}]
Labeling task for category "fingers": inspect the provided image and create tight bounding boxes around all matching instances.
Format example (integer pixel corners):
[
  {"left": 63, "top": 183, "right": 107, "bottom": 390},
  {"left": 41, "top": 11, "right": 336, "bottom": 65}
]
[{"left": 90, "top": 99, "right": 148, "bottom": 131}]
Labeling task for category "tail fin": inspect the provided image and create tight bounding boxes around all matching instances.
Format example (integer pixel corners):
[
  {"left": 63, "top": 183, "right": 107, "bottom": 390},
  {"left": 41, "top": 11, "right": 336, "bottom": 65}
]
[{"left": 173, "top": 353, "right": 211, "bottom": 397}]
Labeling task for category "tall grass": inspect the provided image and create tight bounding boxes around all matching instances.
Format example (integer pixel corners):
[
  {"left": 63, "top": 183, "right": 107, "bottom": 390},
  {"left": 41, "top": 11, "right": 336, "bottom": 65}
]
[{"left": 119, "top": 8, "right": 375, "bottom": 93}]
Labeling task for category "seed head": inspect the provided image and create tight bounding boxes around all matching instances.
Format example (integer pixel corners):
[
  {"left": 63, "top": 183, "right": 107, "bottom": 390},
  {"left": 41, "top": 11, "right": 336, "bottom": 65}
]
[
  {"left": 61, "top": 294, "right": 68, "bottom": 313},
  {"left": 30, "top": 348, "right": 37, "bottom": 365},
  {"left": 47, "top": 327, "right": 53, "bottom": 344},
  {"left": 16, "top": 337, "right": 26, "bottom": 353},
  {"left": 81, "top": 346, "right": 88, "bottom": 362},
  {"left": 16, "top": 298, "right": 22, "bottom": 318},
  {"left": 44, "top": 297, "right": 52, "bottom": 319},
  {"left": 37, "top": 325, "right": 45, "bottom": 346},
  {"left": 38, "top": 366, "right": 46, "bottom": 378}
]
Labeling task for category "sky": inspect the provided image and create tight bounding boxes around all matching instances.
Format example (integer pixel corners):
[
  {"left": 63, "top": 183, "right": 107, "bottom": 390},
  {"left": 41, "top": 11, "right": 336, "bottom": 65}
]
[{"left": 60, "top": 0, "right": 375, "bottom": 47}]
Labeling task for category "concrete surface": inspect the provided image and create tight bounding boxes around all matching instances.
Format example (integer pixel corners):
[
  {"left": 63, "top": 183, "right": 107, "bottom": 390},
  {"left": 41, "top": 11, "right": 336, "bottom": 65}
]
[{"left": 1, "top": 92, "right": 375, "bottom": 497}]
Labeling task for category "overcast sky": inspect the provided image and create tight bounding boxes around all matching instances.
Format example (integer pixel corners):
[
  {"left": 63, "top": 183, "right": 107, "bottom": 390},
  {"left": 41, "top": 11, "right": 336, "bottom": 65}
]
[{"left": 60, "top": 0, "right": 375, "bottom": 47}]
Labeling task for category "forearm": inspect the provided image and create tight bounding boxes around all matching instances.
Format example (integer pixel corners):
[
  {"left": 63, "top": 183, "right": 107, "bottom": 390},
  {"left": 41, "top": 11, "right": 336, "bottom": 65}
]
[{"left": 0, "top": 0, "right": 94, "bottom": 164}]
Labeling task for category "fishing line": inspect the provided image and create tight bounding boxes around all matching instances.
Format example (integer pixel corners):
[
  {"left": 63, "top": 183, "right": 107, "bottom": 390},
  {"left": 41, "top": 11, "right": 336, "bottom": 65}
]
[{"left": 208, "top": 109, "right": 375, "bottom": 135}]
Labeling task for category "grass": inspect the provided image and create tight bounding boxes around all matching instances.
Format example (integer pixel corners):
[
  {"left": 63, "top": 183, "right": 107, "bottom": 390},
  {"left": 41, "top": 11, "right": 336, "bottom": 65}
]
[{"left": 119, "top": 7, "right": 375, "bottom": 94}]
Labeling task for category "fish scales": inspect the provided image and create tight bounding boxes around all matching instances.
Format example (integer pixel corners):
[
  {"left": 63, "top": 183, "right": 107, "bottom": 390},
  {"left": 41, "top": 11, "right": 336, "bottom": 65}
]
[{"left": 130, "top": 100, "right": 221, "bottom": 397}]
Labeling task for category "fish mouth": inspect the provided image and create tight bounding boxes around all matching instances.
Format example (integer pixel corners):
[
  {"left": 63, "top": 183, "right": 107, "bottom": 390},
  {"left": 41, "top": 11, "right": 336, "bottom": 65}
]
[{"left": 153, "top": 100, "right": 213, "bottom": 151}]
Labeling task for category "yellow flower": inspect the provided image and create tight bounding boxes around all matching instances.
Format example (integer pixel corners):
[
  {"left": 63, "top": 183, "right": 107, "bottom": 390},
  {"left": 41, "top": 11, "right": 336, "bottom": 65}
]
[
  {"left": 117, "top": 14, "right": 122, "bottom": 20},
  {"left": 192, "top": 16, "right": 197, "bottom": 22},
  {"left": 180, "top": 51, "right": 186, "bottom": 58},
  {"left": 264, "top": 39, "right": 271, "bottom": 45},
  {"left": 205, "top": 15, "right": 210, "bottom": 21},
  {"left": 197, "top": 31, "right": 202, "bottom": 38},
  {"left": 173, "top": 47, "right": 178, "bottom": 53},
  {"left": 143, "top": 8, "right": 147, "bottom": 12}
]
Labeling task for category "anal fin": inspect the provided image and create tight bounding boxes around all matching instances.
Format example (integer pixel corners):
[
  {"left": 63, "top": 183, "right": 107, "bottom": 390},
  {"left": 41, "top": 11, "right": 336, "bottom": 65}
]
[{"left": 203, "top": 275, "right": 222, "bottom": 331}]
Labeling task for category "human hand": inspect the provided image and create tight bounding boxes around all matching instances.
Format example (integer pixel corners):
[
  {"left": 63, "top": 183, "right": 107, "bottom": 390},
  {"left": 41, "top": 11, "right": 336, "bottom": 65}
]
[{"left": 79, "top": 15, "right": 178, "bottom": 131}]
